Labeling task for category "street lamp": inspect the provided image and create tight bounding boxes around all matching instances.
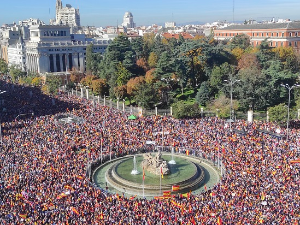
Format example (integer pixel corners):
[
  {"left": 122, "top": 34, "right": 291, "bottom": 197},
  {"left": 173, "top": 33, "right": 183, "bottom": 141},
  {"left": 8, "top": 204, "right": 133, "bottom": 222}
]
[
  {"left": 280, "top": 83, "right": 300, "bottom": 139},
  {"left": 0, "top": 90, "right": 7, "bottom": 144},
  {"left": 224, "top": 78, "right": 240, "bottom": 131}
]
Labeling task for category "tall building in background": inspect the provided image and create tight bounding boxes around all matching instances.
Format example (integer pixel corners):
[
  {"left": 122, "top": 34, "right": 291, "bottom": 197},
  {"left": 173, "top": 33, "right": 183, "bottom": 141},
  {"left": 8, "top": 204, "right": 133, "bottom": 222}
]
[
  {"left": 122, "top": 12, "right": 135, "bottom": 29},
  {"left": 55, "top": 0, "right": 80, "bottom": 27}
]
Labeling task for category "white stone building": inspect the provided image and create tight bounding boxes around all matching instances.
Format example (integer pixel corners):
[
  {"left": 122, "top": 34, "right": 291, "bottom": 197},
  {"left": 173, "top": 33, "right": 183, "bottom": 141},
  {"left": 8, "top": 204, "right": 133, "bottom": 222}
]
[
  {"left": 25, "top": 25, "right": 110, "bottom": 73},
  {"left": 122, "top": 12, "right": 135, "bottom": 29},
  {"left": 7, "top": 41, "right": 26, "bottom": 71},
  {"left": 55, "top": 0, "right": 80, "bottom": 27}
]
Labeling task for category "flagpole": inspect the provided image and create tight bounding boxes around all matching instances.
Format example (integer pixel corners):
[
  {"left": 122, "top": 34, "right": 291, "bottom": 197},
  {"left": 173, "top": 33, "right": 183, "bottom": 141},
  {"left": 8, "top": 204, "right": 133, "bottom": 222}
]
[
  {"left": 143, "top": 167, "right": 145, "bottom": 198},
  {"left": 143, "top": 177, "right": 145, "bottom": 198},
  {"left": 100, "top": 139, "right": 103, "bottom": 164}
]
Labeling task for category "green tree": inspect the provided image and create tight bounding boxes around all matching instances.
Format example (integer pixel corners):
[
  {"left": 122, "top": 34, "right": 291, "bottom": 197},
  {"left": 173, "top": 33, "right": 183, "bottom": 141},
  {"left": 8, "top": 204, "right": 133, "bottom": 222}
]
[
  {"left": 268, "top": 103, "right": 288, "bottom": 123},
  {"left": 116, "top": 62, "right": 131, "bottom": 87},
  {"left": 195, "top": 81, "right": 210, "bottom": 106},
  {"left": 9, "top": 65, "right": 24, "bottom": 82},
  {"left": 134, "top": 83, "right": 158, "bottom": 109},
  {"left": 45, "top": 75, "right": 62, "bottom": 95},
  {"left": 85, "top": 43, "right": 94, "bottom": 74},
  {"left": 0, "top": 59, "right": 8, "bottom": 74},
  {"left": 172, "top": 101, "right": 201, "bottom": 119},
  {"left": 229, "top": 34, "right": 251, "bottom": 50},
  {"left": 148, "top": 52, "right": 158, "bottom": 69}
]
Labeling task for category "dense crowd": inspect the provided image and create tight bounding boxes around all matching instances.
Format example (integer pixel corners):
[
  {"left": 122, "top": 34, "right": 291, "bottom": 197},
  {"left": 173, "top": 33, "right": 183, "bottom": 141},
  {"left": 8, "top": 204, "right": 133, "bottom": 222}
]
[{"left": 0, "top": 81, "right": 300, "bottom": 224}]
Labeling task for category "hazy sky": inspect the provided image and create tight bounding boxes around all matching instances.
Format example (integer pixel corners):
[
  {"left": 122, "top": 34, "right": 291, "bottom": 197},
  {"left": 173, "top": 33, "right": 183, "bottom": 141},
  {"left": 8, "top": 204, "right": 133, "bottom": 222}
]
[{"left": 1, "top": 0, "right": 300, "bottom": 26}]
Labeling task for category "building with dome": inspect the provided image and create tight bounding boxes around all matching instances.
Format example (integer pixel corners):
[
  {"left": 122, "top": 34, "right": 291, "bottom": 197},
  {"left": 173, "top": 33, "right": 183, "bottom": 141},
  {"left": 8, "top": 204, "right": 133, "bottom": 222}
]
[{"left": 122, "top": 12, "right": 135, "bottom": 29}]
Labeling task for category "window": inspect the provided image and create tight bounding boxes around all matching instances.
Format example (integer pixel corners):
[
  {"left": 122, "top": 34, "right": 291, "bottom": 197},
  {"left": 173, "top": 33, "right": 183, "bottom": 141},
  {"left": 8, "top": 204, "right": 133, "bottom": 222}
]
[
  {"left": 289, "top": 42, "right": 292, "bottom": 46},
  {"left": 271, "top": 33, "right": 273, "bottom": 37},
  {"left": 295, "top": 41, "right": 297, "bottom": 47},
  {"left": 289, "top": 32, "right": 292, "bottom": 37},
  {"left": 275, "top": 42, "right": 278, "bottom": 47},
  {"left": 281, "top": 42, "right": 283, "bottom": 46},
  {"left": 296, "top": 32, "right": 298, "bottom": 37},
  {"left": 257, "top": 33, "right": 259, "bottom": 37},
  {"left": 282, "top": 32, "right": 284, "bottom": 37},
  {"left": 277, "top": 33, "right": 279, "bottom": 37},
  {"left": 270, "top": 42, "right": 273, "bottom": 47},
  {"left": 262, "top": 33, "right": 264, "bottom": 37}
]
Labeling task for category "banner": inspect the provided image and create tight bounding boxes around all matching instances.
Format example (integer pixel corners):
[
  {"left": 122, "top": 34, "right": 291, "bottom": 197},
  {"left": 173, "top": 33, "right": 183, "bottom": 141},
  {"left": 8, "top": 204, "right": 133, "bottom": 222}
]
[{"left": 172, "top": 185, "right": 180, "bottom": 192}]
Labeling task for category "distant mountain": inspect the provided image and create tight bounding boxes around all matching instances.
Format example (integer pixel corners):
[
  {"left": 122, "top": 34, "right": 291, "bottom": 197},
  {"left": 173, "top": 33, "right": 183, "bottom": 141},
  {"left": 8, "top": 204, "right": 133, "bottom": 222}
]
[{"left": 177, "top": 21, "right": 205, "bottom": 26}]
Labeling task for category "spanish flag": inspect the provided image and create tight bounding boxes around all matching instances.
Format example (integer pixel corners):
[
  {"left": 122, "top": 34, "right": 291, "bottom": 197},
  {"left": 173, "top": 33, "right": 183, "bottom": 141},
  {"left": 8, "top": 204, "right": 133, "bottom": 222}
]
[
  {"left": 290, "top": 159, "right": 300, "bottom": 163},
  {"left": 71, "top": 207, "right": 80, "bottom": 216},
  {"left": 161, "top": 167, "right": 163, "bottom": 179},
  {"left": 217, "top": 216, "right": 222, "bottom": 225},
  {"left": 186, "top": 150, "right": 189, "bottom": 156},
  {"left": 172, "top": 185, "right": 180, "bottom": 192},
  {"left": 19, "top": 213, "right": 27, "bottom": 219},
  {"left": 163, "top": 191, "right": 171, "bottom": 197}
]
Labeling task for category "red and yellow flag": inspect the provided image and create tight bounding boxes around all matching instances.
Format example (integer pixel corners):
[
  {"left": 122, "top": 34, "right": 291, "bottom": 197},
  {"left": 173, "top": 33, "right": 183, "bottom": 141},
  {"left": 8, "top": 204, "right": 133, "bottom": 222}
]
[
  {"left": 186, "top": 150, "right": 189, "bottom": 156},
  {"left": 217, "top": 216, "right": 222, "bottom": 225},
  {"left": 71, "top": 207, "right": 79, "bottom": 216},
  {"left": 172, "top": 185, "right": 180, "bottom": 192},
  {"left": 161, "top": 167, "right": 163, "bottom": 179}
]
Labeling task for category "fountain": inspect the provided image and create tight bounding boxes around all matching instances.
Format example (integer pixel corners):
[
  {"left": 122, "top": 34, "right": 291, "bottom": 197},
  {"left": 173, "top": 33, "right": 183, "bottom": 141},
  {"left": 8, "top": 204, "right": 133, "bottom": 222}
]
[
  {"left": 131, "top": 156, "right": 140, "bottom": 175},
  {"left": 168, "top": 148, "right": 176, "bottom": 164}
]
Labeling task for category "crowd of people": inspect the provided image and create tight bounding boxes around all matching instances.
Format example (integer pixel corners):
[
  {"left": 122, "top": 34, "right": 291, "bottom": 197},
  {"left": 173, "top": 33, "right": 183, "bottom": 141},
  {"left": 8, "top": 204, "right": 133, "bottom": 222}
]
[{"left": 0, "top": 81, "right": 300, "bottom": 224}]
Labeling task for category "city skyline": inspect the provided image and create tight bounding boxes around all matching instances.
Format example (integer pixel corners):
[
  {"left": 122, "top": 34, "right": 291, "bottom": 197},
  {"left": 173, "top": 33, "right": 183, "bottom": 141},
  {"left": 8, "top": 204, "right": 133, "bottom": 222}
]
[{"left": 1, "top": 0, "right": 300, "bottom": 27}]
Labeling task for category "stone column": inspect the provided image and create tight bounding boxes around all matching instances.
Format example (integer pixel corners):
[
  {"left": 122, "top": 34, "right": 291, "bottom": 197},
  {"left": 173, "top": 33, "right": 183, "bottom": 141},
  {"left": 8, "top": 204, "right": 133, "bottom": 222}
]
[
  {"left": 155, "top": 106, "right": 158, "bottom": 116},
  {"left": 86, "top": 88, "right": 89, "bottom": 99},
  {"left": 123, "top": 100, "right": 125, "bottom": 112},
  {"left": 298, "top": 109, "right": 300, "bottom": 120},
  {"left": 170, "top": 106, "right": 173, "bottom": 116},
  {"left": 117, "top": 99, "right": 119, "bottom": 110},
  {"left": 53, "top": 54, "right": 57, "bottom": 72},
  {"left": 59, "top": 54, "right": 63, "bottom": 72},
  {"left": 266, "top": 111, "right": 269, "bottom": 123},
  {"left": 104, "top": 95, "right": 106, "bottom": 106},
  {"left": 73, "top": 52, "right": 79, "bottom": 70},
  {"left": 79, "top": 52, "right": 84, "bottom": 72},
  {"left": 248, "top": 110, "right": 253, "bottom": 123},
  {"left": 80, "top": 88, "right": 84, "bottom": 98}
]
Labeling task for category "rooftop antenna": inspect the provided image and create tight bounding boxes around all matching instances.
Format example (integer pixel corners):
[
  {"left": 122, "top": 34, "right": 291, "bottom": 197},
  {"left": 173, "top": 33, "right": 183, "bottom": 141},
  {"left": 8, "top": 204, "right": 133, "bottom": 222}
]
[{"left": 233, "top": 0, "right": 235, "bottom": 24}]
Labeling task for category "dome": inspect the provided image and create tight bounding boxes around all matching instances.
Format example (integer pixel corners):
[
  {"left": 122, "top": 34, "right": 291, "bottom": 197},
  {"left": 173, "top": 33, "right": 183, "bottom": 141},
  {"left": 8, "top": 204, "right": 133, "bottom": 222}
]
[{"left": 124, "top": 12, "right": 133, "bottom": 18}]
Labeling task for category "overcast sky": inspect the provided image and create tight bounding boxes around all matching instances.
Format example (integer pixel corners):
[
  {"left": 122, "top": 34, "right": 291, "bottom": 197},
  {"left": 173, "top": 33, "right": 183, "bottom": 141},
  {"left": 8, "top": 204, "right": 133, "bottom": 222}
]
[{"left": 1, "top": 0, "right": 300, "bottom": 26}]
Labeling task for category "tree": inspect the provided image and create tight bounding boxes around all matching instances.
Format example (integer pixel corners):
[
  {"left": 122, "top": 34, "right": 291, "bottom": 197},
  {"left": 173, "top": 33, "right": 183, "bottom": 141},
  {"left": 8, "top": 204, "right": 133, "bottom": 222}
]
[
  {"left": 237, "top": 53, "right": 261, "bottom": 70},
  {"left": 208, "top": 94, "right": 238, "bottom": 118},
  {"left": 80, "top": 75, "right": 96, "bottom": 87},
  {"left": 133, "top": 83, "right": 158, "bottom": 109},
  {"left": 145, "top": 68, "right": 156, "bottom": 84},
  {"left": 127, "top": 76, "right": 145, "bottom": 96},
  {"left": 148, "top": 52, "right": 158, "bottom": 68},
  {"left": 229, "top": 34, "right": 251, "bottom": 50},
  {"left": 172, "top": 101, "right": 201, "bottom": 119},
  {"left": 116, "top": 62, "right": 131, "bottom": 87},
  {"left": 154, "top": 51, "right": 174, "bottom": 80},
  {"left": 9, "top": 65, "right": 24, "bottom": 82},
  {"left": 91, "top": 79, "right": 108, "bottom": 96},
  {"left": 44, "top": 75, "right": 62, "bottom": 95},
  {"left": 85, "top": 43, "right": 94, "bottom": 75},
  {"left": 195, "top": 81, "right": 210, "bottom": 106},
  {"left": 31, "top": 77, "right": 41, "bottom": 86},
  {"left": 0, "top": 59, "right": 8, "bottom": 74},
  {"left": 209, "top": 63, "right": 234, "bottom": 97},
  {"left": 268, "top": 103, "right": 288, "bottom": 123}
]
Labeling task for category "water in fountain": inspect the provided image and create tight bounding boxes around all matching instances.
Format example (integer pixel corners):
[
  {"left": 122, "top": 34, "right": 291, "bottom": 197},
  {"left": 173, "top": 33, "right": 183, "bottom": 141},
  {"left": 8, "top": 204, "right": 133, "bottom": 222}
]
[
  {"left": 131, "top": 155, "right": 140, "bottom": 175},
  {"left": 168, "top": 148, "right": 176, "bottom": 164}
]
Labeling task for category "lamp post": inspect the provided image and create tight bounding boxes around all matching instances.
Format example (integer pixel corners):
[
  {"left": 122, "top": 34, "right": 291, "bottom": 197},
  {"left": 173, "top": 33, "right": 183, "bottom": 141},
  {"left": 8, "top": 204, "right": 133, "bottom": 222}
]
[
  {"left": 224, "top": 78, "right": 240, "bottom": 131},
  {"left": 281, "top": 83, "right": 300, "bottom": 140},
  {"left": 0, "top": 90, "right": 7, "bottom": 144}
]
